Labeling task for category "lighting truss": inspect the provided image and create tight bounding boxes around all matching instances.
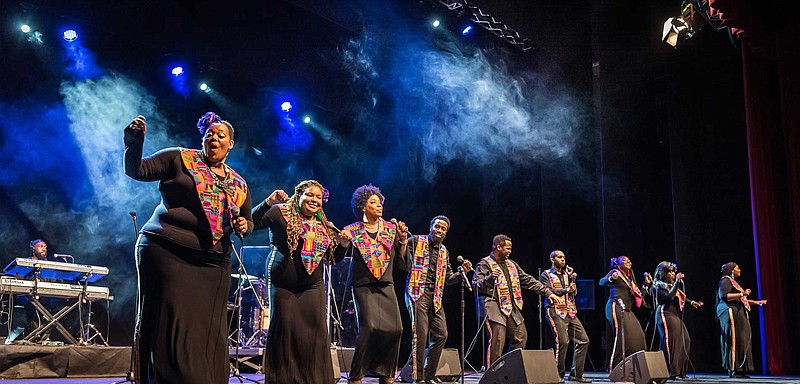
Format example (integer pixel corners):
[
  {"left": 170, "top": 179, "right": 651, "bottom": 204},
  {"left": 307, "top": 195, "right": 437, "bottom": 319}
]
[{"left": 429, "top": 0, "right": 535, "bottom": 52}]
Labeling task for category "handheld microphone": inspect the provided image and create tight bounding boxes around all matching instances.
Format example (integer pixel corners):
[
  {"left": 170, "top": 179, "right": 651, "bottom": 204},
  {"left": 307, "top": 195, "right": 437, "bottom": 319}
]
[
  {"left": 566, "top": 264, "right": 577, "bottom": 280},
  {"left": 457, "top": 255, "right": 473, "bottom": 272},
  {"left": 616, "top": 297, "right": 626, "bottom": 311},
  {"left": 230, "top": 205, "right": 244, "bottom": 242},
  {"left": 54, "top": 253, "right": 75, "bottom": 263},
  {"left": 456, "top": 256, "right": 473, "bottom": 292},
  {"left": 390, "top": 218, "right": 412, "bottom": 237},
  {"left": 326, "top": 221, "right": 341, "bottom": 234}
]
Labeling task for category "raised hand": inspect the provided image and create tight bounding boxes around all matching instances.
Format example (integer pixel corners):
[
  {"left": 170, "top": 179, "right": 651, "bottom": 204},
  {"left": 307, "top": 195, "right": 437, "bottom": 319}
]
[
  {"left": 265, "top": 189, "right": 289, "bottom": 205},
  {"left": 128, "top": 115, "right": 147, "bottom": 134}
]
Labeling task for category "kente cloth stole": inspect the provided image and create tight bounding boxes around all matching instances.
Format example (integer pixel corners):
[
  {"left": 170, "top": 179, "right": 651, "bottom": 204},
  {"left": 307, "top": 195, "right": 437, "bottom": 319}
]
[
  {"left": 615, "top": 268, "right": 643, "bottom": 308},
  {"left": 547, "top": 270, "right": 577, "bottom": 319},
  {"left": 180, "top": 148, "right": 248, "bottom": 245},
  {"left": 343, "top": 219, "right": 396, "bottom": 279},
  {"left": 278, "top": 204, "right": 330, "bottom": 275},
  {"left": 723, "top": 275, "right": 751, "bottom": 311},
  {"left": 484, "top": 256, "right": 523, "bottom": 316},
  {"left": 407, "top": 236, "right": 449, "bottom": 311}
]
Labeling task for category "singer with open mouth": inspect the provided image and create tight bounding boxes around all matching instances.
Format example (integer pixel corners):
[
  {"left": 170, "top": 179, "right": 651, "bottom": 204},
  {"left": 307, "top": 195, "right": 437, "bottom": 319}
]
[
  {"left": 338, "top": 184, "right": 408, "bottom": 384},
  {"left": 599, "top": 255, "right": 652, "bottom": 374},
  {"left": 540, "top": 250, "right": 591, "bottom": 383},
  {"left": 473, "top": 234, "right": 561, "bottom": 368},
  {"left": 401, "top": 215, "right": 472, "bottom": 384},
  {"left": 124, "top": 111, "right": 253, "bottom": 383},
  {"left": 252, "top": 180, "right": 349, "bottom": 384}
]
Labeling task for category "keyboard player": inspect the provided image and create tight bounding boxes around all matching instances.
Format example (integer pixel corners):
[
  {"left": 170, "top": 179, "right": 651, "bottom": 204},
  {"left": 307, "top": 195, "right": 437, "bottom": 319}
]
[{"left": 6, "top": 239, "right": 62, "bottom": 343}]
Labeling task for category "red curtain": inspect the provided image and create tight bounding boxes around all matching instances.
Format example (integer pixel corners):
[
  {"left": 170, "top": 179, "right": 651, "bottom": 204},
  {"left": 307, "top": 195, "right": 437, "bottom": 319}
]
[{"left": 711, "top": 0, "right": 800, "bottom": 375}]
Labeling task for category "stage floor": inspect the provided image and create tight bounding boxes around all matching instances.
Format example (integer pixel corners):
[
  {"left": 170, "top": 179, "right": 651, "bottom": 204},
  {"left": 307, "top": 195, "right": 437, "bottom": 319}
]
[{"left": 3, "top": 372, "right": 799, "bottom": 383}]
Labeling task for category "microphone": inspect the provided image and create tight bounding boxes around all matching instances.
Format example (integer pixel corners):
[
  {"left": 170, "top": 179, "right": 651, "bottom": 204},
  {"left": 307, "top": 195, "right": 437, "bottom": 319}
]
[
  {"left": 230, "top": 205, "right": 244, "bottom": 242},
  {"left": 326, "top": 221, "right": 341, "bottom": 234},
  {"left": 54, "top": 253, "right": 75, "bottom": 263},
  {"left": 457, "top": 255, "right": 473, "bottom": 272},
  {"left": 456, "top": 255, "right": 472, "bottom": 292},
  {"left": 390, "top": 218, "right": 412, "bottom": 237},
  {"left": 616, "top": 297, "right": 626, "bottom": 311},
  {"left": 129, "top": 211, "right": 136, "bottom": 218},
  {"left": 566, "top": 264, "right": 577, "bottom": 280}
]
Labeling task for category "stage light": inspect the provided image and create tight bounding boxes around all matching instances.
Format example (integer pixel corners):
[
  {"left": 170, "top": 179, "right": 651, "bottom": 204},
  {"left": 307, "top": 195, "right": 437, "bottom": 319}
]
[
  {"left": 280, "top": 101, "right": 292, "bottom": 112},
  {"left": 200, "top": 83, "right": 209, "bottom": 91},
  {"left": 662, "top": 3, "right": 696, "bottom": 47},
  {"left": 171, "top": 66, "right": 184, "bottom": 76},
  {"left": 432, "top": 19, "right": 441, "bottom": 28},
  {"left": 461, "top": 25, "right": 473, "bottom": 35},
  {"left": 302, "top": 116, "right": 311, "bottom": 124},
  {"left": 62, "top": 29, "right": 78, "bottom": 42},
  {"left": 21, "top": 24, "right": 31, "bottom": 33}
]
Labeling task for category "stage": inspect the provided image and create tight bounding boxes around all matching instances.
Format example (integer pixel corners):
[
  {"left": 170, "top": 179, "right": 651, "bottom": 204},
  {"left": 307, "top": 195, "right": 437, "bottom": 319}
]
[{"left": 0, "top": 372, "right": 797, "bottom": 383}]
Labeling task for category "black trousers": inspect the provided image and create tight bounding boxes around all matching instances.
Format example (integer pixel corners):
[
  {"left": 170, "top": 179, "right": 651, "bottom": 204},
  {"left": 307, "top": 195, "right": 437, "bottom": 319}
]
[
  {"left": 605, "top": 300, "right": 646, "bottom": 372},
  {"left": 546, "top": 307, "right": 590, "bottom": 378},
  {"left": 407, "top": 291, "right": 448, "bottom": 380},
  {"left": 486, "top": 313, "right": 527, "bottom": 367}
]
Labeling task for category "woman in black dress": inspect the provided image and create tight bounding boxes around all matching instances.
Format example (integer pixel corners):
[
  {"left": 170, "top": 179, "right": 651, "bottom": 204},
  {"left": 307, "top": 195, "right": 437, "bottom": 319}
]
[
  {"left": 716, "top": 262, "right": 766, "bottom": 378},
  {"left": 252, "top": 180, "right": 346, "bottom": 384},
  {"left": 599, "top": 255, "right": 652, "bottom": 373},
  {"left": 652, "top": 261, "right": 703, "bottom": 379},
  {"left": 339, "top": 184, "right": 408, "bottom": 384},
  {"left": 125, "top": 112, "right": 253, "bottom": 383}
]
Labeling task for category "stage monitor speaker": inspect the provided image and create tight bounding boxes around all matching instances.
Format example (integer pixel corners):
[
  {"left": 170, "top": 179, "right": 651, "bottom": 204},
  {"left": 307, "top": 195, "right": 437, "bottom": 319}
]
[
  {"left": 608, "top": 351, "right": 669, "bottom": 384},
  {"left": 479, "top": 348, "right": 560, "bottom": 384},
  {"left": 332, "top": 346, "right": 355, "bottom": 372},
  {"left": 399, "top": 348, "right": 462, "bottom": 382}
]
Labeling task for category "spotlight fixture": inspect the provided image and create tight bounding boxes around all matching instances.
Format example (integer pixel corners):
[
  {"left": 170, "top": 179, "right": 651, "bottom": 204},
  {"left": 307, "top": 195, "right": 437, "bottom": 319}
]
[
  {"left": 280, "top": 101, "right": 293, "bottom": 112},
  {"left": 461, "top": 25, "right": 473, "bottom": 35},
  {"left": 21, "top": 24, "right": 31, "bottom": 33},
  {"left": 302, "top": 116, "right": 311, "bottom": 124},
  {"left": 62, "top": 29, "right": 78, "bottom": 42},
  {"left": 432, "top": 19, "right": 441, "bottom": 28},
  {"left": 171, "top": 66, "right": 184, "bottom": 76},
  {"left": 662, "top": 2, "right": 700, "bottom": 47},
  {"left": 200, "top": 83, "right": 209, "bottom": 91}
]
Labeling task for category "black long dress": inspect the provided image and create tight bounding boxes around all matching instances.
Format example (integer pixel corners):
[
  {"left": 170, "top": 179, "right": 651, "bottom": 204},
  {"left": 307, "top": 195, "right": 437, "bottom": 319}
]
[
  {"left": 125, "top": 127, "right": 253, "bottom": 384},
  {"left": 654, "top": 282, "right": 691, "bottom": 377},
  {"left": 343, "top": 220, "right": 404, "bottom": 381},
  {"left": 716, "top": 277, "right": 754, "bottom": 374},
  {"left": 599, "top": 269, "right": 648, "bottom": 372},
  {"left": 252, "top": 202, "right": 344, "bottom": 384}
]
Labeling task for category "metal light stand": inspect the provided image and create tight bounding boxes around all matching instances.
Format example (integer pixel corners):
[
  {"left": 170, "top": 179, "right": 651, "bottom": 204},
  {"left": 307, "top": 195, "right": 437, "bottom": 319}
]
[
  {"left": 80, "top": 272, "right": 109, "bottom": 346},
  {"left": 229, "top": 243, "right": 259, "bottom": 384}
]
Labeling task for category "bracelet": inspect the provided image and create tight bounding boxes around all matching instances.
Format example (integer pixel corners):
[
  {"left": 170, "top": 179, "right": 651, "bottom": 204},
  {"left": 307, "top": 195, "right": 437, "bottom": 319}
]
[{"left": 398, "top": 240, "right": 408, "bottom": 244}]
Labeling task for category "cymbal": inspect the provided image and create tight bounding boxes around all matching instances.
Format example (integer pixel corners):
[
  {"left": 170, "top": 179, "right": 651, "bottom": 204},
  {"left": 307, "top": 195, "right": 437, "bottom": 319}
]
[{"left": 230, "top": 273, "right": 259, "bottom": 281}]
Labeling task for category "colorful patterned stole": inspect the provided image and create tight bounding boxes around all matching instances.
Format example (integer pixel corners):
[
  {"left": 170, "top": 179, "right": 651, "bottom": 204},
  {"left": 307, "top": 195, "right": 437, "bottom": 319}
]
[
  {"left": 484, "top": 256, "right": 523, "bottom": 316},
  {"left": 407, "top": 236, "right": 449, "bottom": 311},
  {"left": 546, "top": 269, "right": 577, "bottom": 319},
  {"left": 343, "top": 219, "right": 396, "bottom": 279},
  {"left": 615, "top": 268, "right": 643, "bottom": 308},
  {"left": 180, "top": 148, "right": 248, "bottom": 245},
  {"left": 723, "top": 275, "right": 751, "bottom": 311},
  {"left": 655, "top": 281, "right": 687, "bottom": 310},
  {"left": 278, "top": 204, "right": 330, "bottom": 275}
]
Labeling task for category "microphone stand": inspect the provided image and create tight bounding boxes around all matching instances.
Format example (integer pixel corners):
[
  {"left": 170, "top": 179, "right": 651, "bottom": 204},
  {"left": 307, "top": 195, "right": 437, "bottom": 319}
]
[
  {"left": 615, "top": 298, "right": 633, "bottom": 384},
  {"left": 458, "top": 266, "right": 467, "bottom": 384},
  {"left": 538, "top": 267, "right": 543, "bottom": 350},
  {"left": 114, "top": 212, "right": 139, "bottom": 384}
]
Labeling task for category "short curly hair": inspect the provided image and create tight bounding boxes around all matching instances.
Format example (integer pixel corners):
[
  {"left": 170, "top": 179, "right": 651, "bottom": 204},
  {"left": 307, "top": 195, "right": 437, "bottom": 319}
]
[{"left": 351, "top": 184, "right": 384, "bottom": 219}]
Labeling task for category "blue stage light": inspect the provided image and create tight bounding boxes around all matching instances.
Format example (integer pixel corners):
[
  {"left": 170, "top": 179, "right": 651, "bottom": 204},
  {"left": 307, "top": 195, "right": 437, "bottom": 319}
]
[
  {"left": 280, "top": 101, "right": 292, "bottom": 112},
  {"left": 432, "top": 19, "right": 441, "bottom": 28},
  {"left": 62, "top": 29, "right": 78, "bottom": 42},
  {"left": 461, "top": 25, "right": 473, "bottom": 35},
  {"left": 200, "top": 83, "right": 209, "bottom": 91},
  {"left": 171, "top": 66, "right": 184, "bottom": 76},
  {"left": 302, "top": 116, "right": 311, "bottom": 124},
  {"left": 21, "top": 24, "right": 31, "bottom": 33}
]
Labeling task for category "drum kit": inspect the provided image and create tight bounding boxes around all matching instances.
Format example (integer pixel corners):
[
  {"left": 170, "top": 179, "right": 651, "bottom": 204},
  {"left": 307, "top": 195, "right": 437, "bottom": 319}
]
[{"left": 228, "top": 273, "right": 269, "bottom": 348}]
